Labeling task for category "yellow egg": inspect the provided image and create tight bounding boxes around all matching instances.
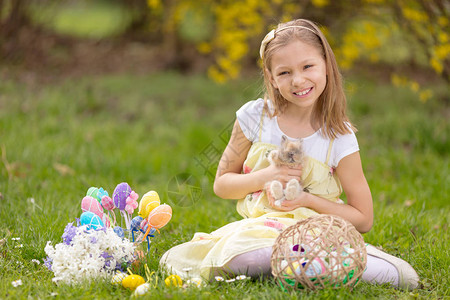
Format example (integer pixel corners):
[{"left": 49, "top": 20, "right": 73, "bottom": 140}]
[
  {"left": 111, "top": 272, "right": 127, "bottom": 285},
  {"left": 138, "top": 191, "right": 160, "bottom": 218},
  {"left": 164, "top": 274, "right": 182, "bottom": 287},
  {"left": 122, "top": 274, "right": 146, "bottom": 290},
  {"left": 285, "top": 261, "right": 300, "bottom": 276},
  {"left": 134, "top": 283, "right": 151, "bottom": 296}
]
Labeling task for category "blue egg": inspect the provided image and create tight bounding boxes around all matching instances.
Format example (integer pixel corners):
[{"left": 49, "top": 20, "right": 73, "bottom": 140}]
[
  {"left": 80, "top": 211, "right": 104, "bottom": 230},
  {"left": 97, "top": 187, "right": 109, "bottom": 201},
  {"left": 114, "top": 226, "right": 125, "bottom": 238},
  {"left": 130, "top": 216, "right": 143, "bottom": 231}
]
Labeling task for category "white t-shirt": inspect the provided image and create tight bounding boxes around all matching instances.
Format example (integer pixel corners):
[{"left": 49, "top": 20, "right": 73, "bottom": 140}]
[{"left": 236, "top": 98, "right": 359, "bottom": 168}]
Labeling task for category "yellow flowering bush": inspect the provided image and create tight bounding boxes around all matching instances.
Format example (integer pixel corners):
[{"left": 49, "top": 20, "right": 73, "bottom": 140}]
[{"left": 145, "top": 0, "right": 448, "bottom": 101}]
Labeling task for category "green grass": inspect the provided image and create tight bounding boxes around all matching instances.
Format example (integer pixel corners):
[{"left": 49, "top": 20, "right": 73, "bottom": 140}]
[{"left": 0, "top": 71, "right": 448, "bottom": 299}]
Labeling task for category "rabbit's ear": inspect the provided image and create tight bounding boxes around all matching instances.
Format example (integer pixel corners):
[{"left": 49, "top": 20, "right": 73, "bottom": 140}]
[{"left": 281, "top": 135, "right": 288, "bottom": 143}]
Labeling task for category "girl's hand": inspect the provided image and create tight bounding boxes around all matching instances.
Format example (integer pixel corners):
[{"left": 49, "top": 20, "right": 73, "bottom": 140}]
[
  {"left": 262, "top": 164, "right": 302, "bottom": 187},
  {"left": 266, "top": 183, "right": 309, "bottom": 211}
]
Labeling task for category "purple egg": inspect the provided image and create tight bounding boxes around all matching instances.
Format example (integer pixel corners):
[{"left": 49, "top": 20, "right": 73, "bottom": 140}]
[{"left": 113, "top": 182, "right": 131, "bottom": 210}]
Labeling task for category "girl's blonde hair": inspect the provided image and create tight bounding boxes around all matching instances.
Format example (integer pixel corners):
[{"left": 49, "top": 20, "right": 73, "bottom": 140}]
[{"left": 261, "top": 19, "right": 356, "bottom": 139}]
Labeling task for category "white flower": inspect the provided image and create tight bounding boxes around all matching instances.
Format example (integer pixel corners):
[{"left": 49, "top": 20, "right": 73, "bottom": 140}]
[
  {"left": 45, "top": 226, "right": 136, "bottom": 284},
  {"left": 11, "top": 279, "right": 23, "bottom": 287},
  {"left": 31, "top": 259, "right": 40, "bottom": 265},
  {"left": 15, "top": 244, "right": 23, "bottom": 248},
  {"left": 236, "top": 275, "right": 248, "bottom": 280},
  {"left": 12, "top": 237, "right": 21, "bottom": 241},
  {"left": 215, "top": 276, "right": 224, "bottom": 282}
]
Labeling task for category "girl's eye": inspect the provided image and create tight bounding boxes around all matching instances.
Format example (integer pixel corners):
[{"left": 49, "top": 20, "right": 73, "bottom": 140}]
[
  {"left": 278, "top": 71, "right": 289, "bottom": 76},
  {"left": 304, "top": 65, "right": 313, "bottom": 70}
]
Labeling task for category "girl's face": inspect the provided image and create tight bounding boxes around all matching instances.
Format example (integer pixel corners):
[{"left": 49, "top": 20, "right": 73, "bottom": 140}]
[{"left": 268, "top": 39, "right": 327, "bottom": 112}]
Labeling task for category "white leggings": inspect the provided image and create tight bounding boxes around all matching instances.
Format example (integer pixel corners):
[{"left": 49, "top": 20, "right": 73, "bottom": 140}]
[{"left": 220, "top": 246, "right": 399, "bottom": 286}]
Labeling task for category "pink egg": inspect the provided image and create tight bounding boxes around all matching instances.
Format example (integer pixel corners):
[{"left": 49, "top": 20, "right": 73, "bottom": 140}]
[
  {"left": 81, "top": 196, "right": 104, "bottom": 219},
  {"left": 101, "top": 196, "right": 115, "bottom": 211},
  {"left": 147, "top": 204, "right": 172, "bottom": 229}
]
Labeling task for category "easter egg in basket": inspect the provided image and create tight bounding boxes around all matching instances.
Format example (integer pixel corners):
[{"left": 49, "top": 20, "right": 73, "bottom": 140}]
[{"left": 271, "top": 215, "right": 367, "bottom": 290}]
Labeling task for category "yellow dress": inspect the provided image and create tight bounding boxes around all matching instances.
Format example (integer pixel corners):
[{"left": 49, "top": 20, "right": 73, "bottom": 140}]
[{"left": 159, "top": 139, "right": 343, "bottom": 280}]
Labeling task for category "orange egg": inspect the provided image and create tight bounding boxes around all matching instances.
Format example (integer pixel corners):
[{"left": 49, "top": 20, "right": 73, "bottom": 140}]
[
  {"left": 122, "top": 274, "right": 145, "bottom": 290},
  {"left": 138, "top": 191, "right": 161, "bottom": 218},
  {"left": 147, "top": 204, "right": 172, "bottom": 229}
]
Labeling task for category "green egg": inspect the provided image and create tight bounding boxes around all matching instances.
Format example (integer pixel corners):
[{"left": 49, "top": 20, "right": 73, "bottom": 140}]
[{"left": 87, "top": 187, "right": 100, "bottom": 201}]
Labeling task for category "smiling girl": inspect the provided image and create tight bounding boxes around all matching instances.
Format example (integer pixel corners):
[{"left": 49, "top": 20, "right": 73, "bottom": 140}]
[{"left": 160, "top": 19, "right": 419, "bottom": 290}]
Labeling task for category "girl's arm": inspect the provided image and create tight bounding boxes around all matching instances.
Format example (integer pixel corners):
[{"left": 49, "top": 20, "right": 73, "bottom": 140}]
[
  {"left": 214, "top": 120, "right": 302, "bottom": 199},
  {"left": 268, "top": 152, "right": 373, "bottom": 233}
]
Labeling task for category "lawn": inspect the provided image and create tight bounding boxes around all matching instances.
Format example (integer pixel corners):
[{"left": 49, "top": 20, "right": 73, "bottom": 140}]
[{"left": 0, "top": 71, "right": 448, "bottom": 299}]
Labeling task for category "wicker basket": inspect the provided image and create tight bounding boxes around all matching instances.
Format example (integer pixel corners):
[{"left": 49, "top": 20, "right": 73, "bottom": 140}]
[{"left": 271, "top": 215, "right": 367, "bottom": 290}]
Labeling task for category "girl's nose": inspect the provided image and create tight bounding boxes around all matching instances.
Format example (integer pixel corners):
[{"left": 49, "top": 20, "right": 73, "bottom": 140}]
[{"left": 292, "top": 73, "right": 305, "bottom": 86}]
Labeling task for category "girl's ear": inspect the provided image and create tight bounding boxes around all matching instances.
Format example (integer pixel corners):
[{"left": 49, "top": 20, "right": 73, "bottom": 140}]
[{"left": 265, "top": 68, "right": 278, "bottom": 89}]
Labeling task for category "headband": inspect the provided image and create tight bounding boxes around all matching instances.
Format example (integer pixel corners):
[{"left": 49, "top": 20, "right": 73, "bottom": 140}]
[{"left": 259, "top": 25, "right": 317, "bottom": 59}]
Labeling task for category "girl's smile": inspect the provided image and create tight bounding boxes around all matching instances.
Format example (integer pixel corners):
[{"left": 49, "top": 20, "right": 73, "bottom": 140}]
[
  {"left": 268, "top": 40, "right": 327, "bottom": 112},
  {"left": 294, "top": 87, "right": 313, "bottom": 97}
]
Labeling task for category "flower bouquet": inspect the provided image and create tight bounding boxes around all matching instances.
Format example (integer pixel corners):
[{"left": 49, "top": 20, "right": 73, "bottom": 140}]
[{"left": 44, "top": 182, "right": 172, "bottom": 285}]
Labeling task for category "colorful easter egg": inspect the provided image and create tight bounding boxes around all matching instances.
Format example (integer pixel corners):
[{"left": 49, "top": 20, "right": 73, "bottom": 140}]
[
  {"left": 164, "top": 274, "right": 182, "bottom": 287},
  {"left": 81, "top": 196, "right": 104, "bottom": 219},
  {"left": 299, "top": 258, "right": 327, "bottom": 277},
  {"left": 147, "top": 204, "right": 172, "bottom": 229},
  {"left": 80, "top": 211, "right": 104, "bottom": 230},
  {"left": 86, "top": 187, "right": 100, "bottom": 201},
  {"left": 134, "top": 282, "right": 151, "bottom": 296},
  {"left": 122, "top": 274, "right": 145, "bottom": 290},
  {"left": 97, "top": 187, "right": 109, "bottom": 202},
  {"left": 138, "top": 191, "right": 160, "bottom": 218},
  {"left": 130, "top": 216, "right": 143, "bottom": 231},
  {"left": 101, "top": 195, "right": 115, "bottom": 211},
  {"left": 111, "top": 272, "right": 127, "bottom": 285},
  {"left": 113, "top": 182, "right": 131, "bottom": 211},
  {"left": 113, "top": 226, "right": 125, "bottom": 238},
  {"left": 284, "top": 261, "right": 300, "bottom": 276}
]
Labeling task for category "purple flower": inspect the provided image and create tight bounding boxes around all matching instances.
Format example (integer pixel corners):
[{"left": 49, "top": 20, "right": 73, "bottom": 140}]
[
  {"left": 100, "top": 252, "right": 113, "bottom": 268},
  {"left": 62, "top": 223, "right": 78, "bottom": 245},
  {"left": 44, "top": 256, "right": 53, "bottom": 271}
]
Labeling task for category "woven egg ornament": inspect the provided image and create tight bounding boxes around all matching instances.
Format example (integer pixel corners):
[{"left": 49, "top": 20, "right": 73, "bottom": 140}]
[
  {"left": 80, "top": 211, "right": 104, "bottom": 230},
  {"left": 141, "top": 204, "right": 172, "bottom": 242},
  {"left": 113, "top": 182, "right": 131, "bottom": 211},
  {"left": 165, "top": 274, "right": 182, "bottom": 287},
  {"left": 81, "top": 196, "right": 104, "bottom": 219},
  {"left": 130, "top": 216, "right": 143, "bottom": 231},
  {"left": 271, "top": 215, "right": 367, "bottom": 291},
  {"left": 86, "top": 187, "right": 101, "bottom": 201},
  {"left": 138, "top": 191, "right": 161, "bottom": 218},
  {"left": 147, "top": 204, "right": 172, "bottom": 229},
  {"left": 122, "top": 274, "right": 145, "bottom": 290}
]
